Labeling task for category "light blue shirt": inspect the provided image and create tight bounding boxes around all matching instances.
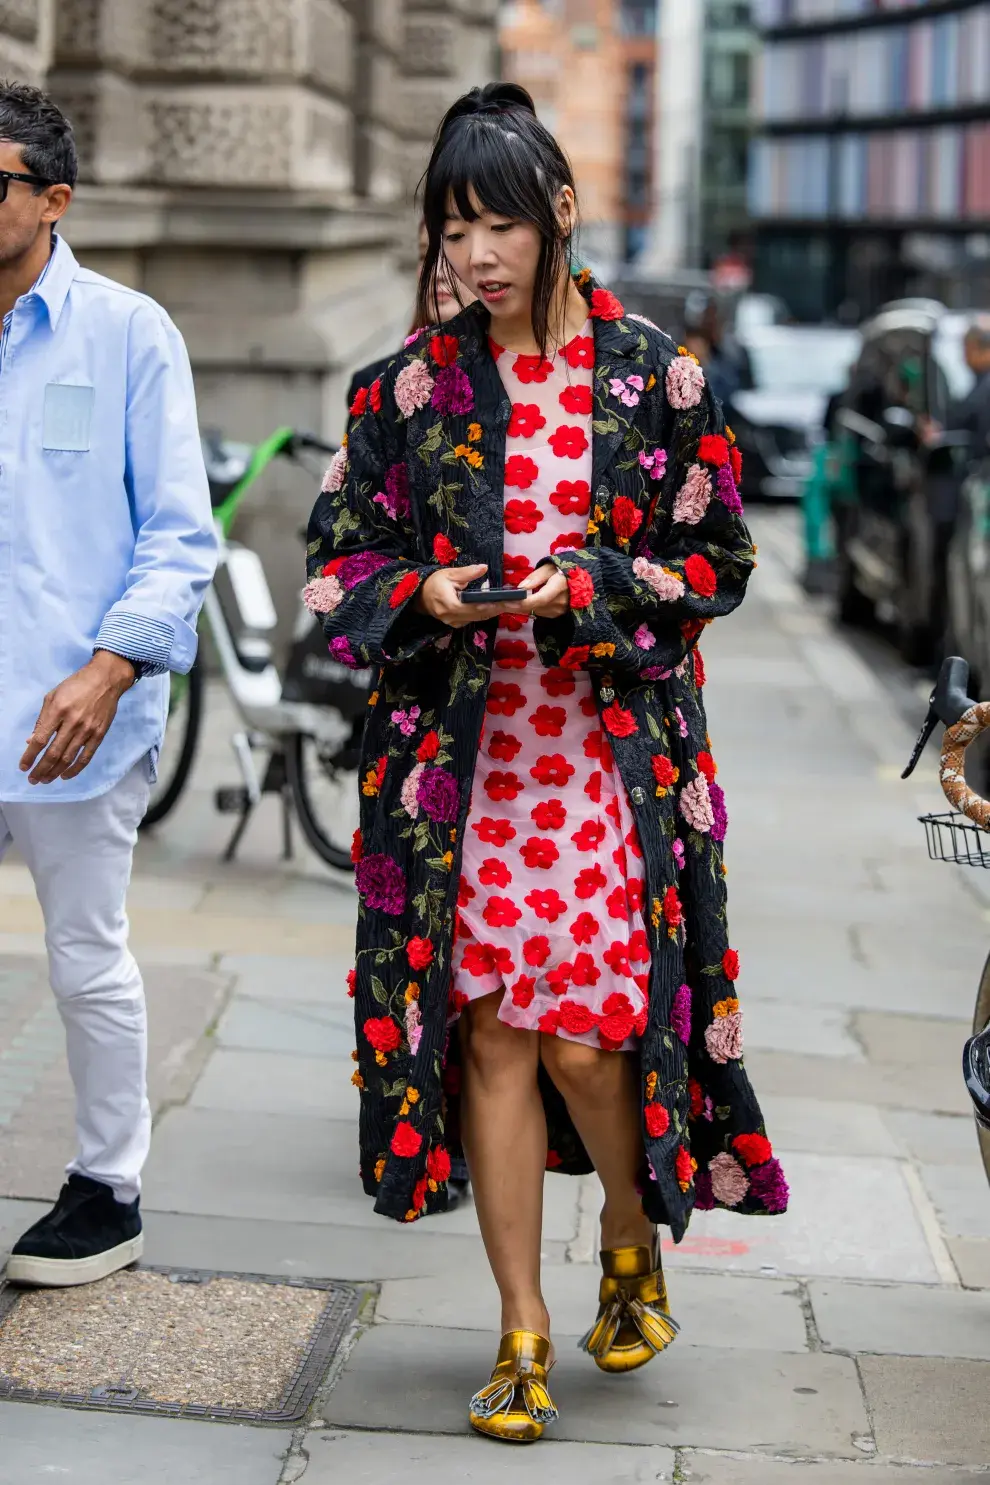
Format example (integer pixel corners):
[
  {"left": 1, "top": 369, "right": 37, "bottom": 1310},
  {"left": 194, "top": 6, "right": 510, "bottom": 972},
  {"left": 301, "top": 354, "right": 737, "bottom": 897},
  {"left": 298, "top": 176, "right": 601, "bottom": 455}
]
[{"left": 0, "top": 235, "right": 218, "bottom": 802}]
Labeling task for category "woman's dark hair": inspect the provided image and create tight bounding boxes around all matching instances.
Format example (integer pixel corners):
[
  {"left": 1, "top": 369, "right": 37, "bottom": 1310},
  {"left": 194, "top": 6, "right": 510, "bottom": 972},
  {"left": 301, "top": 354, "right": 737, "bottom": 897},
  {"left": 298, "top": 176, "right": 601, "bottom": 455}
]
[
  {"left": 0, "top": 80, "right": 78, "bottom": 188},
  {"left": 416, "top": 83, "right": 578, "bottom": 359}
]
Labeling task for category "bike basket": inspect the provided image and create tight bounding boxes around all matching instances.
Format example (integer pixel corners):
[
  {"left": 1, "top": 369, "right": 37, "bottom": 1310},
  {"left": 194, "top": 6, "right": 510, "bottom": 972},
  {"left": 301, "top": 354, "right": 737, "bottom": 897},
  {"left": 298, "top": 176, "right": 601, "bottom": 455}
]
[{"left": 919, "top": 811, "right": 990, "bottom": 868}]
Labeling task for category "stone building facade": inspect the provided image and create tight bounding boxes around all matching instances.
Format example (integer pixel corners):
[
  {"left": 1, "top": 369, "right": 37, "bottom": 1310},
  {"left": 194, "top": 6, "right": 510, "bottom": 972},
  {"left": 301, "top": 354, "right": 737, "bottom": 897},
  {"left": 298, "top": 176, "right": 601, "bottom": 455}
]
[{"left": 0, "top": 0, "right": 498, "bottom": 625}]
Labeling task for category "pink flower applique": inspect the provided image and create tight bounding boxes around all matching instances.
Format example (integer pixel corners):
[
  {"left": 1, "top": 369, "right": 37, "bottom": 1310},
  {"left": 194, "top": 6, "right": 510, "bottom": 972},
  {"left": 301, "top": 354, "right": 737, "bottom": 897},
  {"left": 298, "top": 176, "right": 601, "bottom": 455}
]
[
  {"left": 675, "top": 706, "right": 688, "bottom": 738},
  {"left": 303, "top": 575, "right": 344, "bottom": 615},
  {"left": 639, "top": 447, "right": 668, "bottom": 481},
  {"left": 634, "top": 623, "right": 656, "bottom": 650},
  {"left": 679, "top": 773, "right": 714, "bottom": 833},
  {"left": 709, "top": 1151, "right": 749, "bottom": 1206},
  {"left": 391, "top": 704, "right": 421, "bottom": 737},
  {"left": 405, "top": 997, "right": 422, "bottom": 1054},
  {"left": 672, "top": 837, "right": 685, "bottom": 871},
  {"left": 403, "top": 329, "right": 423, "bottom": 348},
  {"left": 632, "top": 556, "right": 685, "bottom": 602},
  {"left": 705, "top": 1011, "right": 743, "bottom": 1064},
  {"left": 672, "top": 464, "right": 712, "bottom": 526},
  {"left": 395, "top": 359, "right": 435, "bottom": 418},
  {"left": 436, "top": 634, "right": 452, "bottom": 651},
  {"left": 666, "top": 355, "right": 706, "bottom": 410},
  {"left": 322, "top": 446, "right": 348, "bottom": 493},
  {"left": 473, "top": 631, "right": 488, "bottom": 650},
  {"left": 610, "top": 374, "right": 644, "bottom": 408},
  {"left": 628, "top": 312, "right": 661, "bottom": 333},
  {"left": 400, "top": 762, "right": 426, "bottom": 819}
]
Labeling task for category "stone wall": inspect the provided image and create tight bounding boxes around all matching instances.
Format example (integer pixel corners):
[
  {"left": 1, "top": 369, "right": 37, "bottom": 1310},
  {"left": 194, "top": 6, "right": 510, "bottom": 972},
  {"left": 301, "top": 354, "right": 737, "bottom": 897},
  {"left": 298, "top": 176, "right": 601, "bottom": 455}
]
[{"left": 0, "top": 0, "right": 497, "bottom": 642}]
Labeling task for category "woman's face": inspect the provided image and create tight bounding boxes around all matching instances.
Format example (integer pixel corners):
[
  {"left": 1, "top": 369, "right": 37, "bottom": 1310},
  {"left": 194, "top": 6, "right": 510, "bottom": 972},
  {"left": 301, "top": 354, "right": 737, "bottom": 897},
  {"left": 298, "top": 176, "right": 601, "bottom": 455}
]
[
  {"left": 441, "top": 187, "right": 544, "bottom": 324},
  {"left": 419, "top": 222, "right": 475, "bottom": 324}
]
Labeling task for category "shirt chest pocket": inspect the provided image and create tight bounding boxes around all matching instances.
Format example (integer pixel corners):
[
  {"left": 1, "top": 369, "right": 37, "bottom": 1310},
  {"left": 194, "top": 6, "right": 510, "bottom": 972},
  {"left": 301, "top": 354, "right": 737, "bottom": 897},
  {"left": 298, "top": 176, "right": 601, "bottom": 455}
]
[{"left": 42, "top": 383, "right": 95, "bottom": 452}]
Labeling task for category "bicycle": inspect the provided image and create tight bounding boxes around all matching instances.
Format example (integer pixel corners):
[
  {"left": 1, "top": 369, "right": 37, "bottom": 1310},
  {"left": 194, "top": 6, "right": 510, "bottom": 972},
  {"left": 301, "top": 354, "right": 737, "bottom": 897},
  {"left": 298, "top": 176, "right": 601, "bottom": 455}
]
[
  {"left": 140, "top": 428, "right": 372, "bottom": 872},
  {"left": 902, "top": 654, "right": 990, "bottom": 1184}
]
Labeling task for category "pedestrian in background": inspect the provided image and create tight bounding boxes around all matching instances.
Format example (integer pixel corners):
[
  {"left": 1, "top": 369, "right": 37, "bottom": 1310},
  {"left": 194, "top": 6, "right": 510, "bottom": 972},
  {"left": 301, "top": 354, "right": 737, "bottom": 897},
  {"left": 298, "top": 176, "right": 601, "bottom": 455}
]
[
  {"left": 0, "top": 82, "right": 217, "bottom": 1288},
  {"left": 307, "top": 82, "right": 785, "bottom": 1443}
]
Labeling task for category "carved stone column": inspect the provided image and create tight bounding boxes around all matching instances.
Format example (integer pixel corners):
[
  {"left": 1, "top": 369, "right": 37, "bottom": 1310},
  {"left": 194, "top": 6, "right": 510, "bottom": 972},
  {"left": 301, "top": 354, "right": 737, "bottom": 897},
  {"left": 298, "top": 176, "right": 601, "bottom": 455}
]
[{"left": 0, "top": 0, "right": 49, "bottom": 83}]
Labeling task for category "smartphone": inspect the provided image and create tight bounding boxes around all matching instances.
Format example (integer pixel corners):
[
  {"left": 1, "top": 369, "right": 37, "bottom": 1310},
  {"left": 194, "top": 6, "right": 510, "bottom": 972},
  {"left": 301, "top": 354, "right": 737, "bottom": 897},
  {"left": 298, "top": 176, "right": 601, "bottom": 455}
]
[{"left": 459, "top": 587, "right": 528, "bottom": 604}]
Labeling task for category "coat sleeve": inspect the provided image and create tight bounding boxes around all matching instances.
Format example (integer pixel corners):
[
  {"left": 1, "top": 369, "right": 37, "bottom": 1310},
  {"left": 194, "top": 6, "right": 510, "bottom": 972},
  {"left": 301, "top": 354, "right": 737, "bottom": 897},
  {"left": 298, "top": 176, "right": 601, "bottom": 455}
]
[
  {"left": 533, "top": 369, "right": 755, "bottom": 686},
  {"left": 305, "top": 370, "right": 444, "bottom": 667}
]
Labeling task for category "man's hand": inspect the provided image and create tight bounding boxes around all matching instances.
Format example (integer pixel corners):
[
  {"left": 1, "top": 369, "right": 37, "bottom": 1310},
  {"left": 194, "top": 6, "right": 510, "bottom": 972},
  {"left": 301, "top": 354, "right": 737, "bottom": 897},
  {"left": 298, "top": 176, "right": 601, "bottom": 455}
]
[
  {"left": 416, "top": 563, "right": 528, "bottom": 628},
  {"left": 516, "top": 562, "right": 570, "bottom": 619},
  {"left": 19, "top": 651, "right": 136, "bottom": 785}
]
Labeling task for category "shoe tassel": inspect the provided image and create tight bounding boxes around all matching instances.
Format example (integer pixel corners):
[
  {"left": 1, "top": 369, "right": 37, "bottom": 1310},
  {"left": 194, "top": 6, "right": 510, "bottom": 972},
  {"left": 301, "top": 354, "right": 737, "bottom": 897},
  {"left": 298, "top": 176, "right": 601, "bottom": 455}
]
[
  {"left": 468, "top": 1329, "right": 557, "bottom": 1440},
  {"left": 579, "top": 1286, "right": 680, "bottom": 1362}
]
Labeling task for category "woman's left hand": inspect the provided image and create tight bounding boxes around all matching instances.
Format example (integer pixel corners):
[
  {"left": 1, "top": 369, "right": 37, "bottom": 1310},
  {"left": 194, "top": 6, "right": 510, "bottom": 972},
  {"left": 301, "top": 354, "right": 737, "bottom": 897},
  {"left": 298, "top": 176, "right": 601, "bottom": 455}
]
[{"left": 517, "top": 563, "right": 570, "bottom": 619}]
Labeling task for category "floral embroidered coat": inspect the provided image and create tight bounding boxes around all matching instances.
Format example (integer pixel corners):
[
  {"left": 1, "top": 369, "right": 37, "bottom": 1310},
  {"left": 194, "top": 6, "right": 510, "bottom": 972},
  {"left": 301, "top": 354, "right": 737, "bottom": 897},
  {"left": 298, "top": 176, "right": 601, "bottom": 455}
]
[{"left": 306, "top": 277, "right": 787, "bottom": 1239}]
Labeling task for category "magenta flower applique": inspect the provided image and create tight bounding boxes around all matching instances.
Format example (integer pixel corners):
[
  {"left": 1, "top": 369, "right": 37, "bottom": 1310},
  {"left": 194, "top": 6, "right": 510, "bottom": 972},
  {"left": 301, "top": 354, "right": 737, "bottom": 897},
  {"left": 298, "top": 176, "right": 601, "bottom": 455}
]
[
  {"left": 748, "top": 1157, "right": 789, "bottom": 1213},
  {"left": 666, "top": 355, "right": 706, "bottom": 410},
  {"left": 709, "top": 780, "right": 728, "bottom": 842},
  {"left": 375, "top": 462, "right": 411, "bottom": 521},
  {"left": 417, "top": 766, "right": 459, "bottom": 822},
  {"left": 355, "top": 853, "right": 406, "bottom": 914},
  {"left": 671, "top": 983, "right": 691, "bottom": 1044},
  {"left": 391, "top": 704, "right": 421, "bottom": 737},
  {"left": 672, "top": 837, "right": 686, "bottom": 871},
  {"left": 322, "top": 446, "right": 348, "bottom": 493},
  {"left": 693, "top": 1170, "right": 715, "bottom": 1210},
  {"left": 680, "top": 773, "right": 714, "bottom": 833},
  {"left": 716, "top": 463, "right": 743, "bottom": 515},
  {"left": 673, "top": 463, "right": 712, "bottom": 526},
  {"left": 339, "top": 551, "right": 391, "bottom": 589},
  {"left": 634, "top": 623, "right": 656, "bottom": 650},
  {"left": 639, "top": 447, "right": 668, "bottom": 481},
  {"left": 303, "top": 574, "right": 344, "bottom": 615},
  {"left": 431, "top": 365, "right": 474, "bottom": 416},
  {"left": 709, "top": 1151, "right": 749, "bottom": 1206},
  {"left": 329, "top": 635, "right": 358, "bottom": 668},
  {"left": 394, "top": 358, "right": 435, "bottom": 418}
]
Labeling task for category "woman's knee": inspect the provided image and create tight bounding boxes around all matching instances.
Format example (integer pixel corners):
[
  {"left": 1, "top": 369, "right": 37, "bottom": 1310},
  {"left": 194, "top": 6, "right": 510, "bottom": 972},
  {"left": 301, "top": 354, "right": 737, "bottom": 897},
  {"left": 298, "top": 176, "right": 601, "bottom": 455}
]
[
  {"left": 542, "top": 1036, "right": 629, "bottom": 1099},
  {"left": 460, "top": 994, "right": 538, "bottom": 1087}
]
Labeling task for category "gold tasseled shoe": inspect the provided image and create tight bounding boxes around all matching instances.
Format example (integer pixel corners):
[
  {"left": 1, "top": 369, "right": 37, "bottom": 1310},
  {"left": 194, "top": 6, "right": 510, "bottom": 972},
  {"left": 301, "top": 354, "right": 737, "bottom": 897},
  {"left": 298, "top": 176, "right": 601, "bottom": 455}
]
[
  {"left": 580, "top": 1238, "right": 679, "bottom": 1373},
  {"left": 468, "top": 1329, "right": 558, "bottom": 1443}
]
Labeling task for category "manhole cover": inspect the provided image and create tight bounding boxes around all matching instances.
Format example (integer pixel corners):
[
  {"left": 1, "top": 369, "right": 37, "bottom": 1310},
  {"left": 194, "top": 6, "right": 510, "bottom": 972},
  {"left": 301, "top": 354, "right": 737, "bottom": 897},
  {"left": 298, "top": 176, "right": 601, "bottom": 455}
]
[{"left": 0, "top": 1267, "right": 360, "bottom": 1424}]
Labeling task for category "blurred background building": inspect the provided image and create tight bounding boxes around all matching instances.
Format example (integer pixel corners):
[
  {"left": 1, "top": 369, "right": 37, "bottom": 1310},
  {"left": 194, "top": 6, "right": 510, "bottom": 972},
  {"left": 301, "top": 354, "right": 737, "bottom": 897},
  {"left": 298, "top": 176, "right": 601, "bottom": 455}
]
[
  {"left": 750, "top": 0, "right": 990, "bottom": 322},
  {"left": 0, "top": 0, "right": 498, "bottom": 622}
]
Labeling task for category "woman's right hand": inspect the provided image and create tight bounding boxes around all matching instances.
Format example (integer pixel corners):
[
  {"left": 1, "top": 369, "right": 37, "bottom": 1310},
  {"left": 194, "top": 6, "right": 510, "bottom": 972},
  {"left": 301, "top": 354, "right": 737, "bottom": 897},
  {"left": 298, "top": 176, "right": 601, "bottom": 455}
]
[{"left": 416, "top": 564, "right": 524, "bottom": 628}]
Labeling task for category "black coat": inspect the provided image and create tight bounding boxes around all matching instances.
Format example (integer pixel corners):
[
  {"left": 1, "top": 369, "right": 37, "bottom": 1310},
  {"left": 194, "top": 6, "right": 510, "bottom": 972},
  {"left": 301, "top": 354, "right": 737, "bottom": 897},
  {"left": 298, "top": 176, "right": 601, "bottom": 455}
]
[{"left": 306, "top": 275, "right": 786, "bottom": 1238}]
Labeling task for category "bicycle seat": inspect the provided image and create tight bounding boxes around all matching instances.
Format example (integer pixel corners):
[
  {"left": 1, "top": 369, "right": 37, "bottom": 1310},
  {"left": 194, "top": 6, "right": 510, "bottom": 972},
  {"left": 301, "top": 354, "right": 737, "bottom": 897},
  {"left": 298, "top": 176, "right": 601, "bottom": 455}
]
[
  {"left": 963, "top": 1025, "right": 990, "bottom": 1131},
  {"left": 201, "top": 431, "right": 253, "bottom": 509}
]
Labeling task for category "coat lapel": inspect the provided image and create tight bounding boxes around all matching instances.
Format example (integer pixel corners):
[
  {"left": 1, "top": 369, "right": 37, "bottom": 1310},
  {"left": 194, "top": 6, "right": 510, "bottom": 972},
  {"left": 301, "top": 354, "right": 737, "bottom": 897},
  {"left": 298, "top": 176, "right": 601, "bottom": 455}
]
[
  {"left": 590, "top": 306, "right": 643, "bottom": 493},
  {"left": 457, "top": 305, "right": 511, "bottom": 584}
]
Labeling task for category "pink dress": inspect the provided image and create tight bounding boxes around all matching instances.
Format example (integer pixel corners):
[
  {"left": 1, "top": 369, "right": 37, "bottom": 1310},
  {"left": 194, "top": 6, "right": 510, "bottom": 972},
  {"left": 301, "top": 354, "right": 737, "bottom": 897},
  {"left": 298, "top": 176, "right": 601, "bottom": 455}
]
[{"left": 451, "top": 326, "right": 649, "bottom": 1052}]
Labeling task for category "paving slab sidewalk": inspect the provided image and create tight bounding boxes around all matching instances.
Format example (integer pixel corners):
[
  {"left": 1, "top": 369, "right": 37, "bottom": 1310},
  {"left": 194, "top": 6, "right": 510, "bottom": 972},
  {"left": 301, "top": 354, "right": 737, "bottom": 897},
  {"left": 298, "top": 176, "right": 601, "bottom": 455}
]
[{"left": 2, "top": 511, "right": 990, "bottom": 1480}]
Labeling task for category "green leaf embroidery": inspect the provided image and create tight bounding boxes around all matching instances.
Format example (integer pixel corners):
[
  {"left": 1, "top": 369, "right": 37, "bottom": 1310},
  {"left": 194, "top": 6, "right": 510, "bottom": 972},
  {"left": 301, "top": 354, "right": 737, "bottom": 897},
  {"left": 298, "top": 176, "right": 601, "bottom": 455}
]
[{"left": 370, "top": 976, "right": 388, "bottom": 1005}]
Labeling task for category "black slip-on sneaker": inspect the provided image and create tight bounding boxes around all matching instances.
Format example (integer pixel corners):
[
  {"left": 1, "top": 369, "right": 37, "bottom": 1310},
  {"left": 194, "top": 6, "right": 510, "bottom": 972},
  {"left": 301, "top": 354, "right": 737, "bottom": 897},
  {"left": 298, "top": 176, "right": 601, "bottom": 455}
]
[{"left": 5, "top": 1173, "right": 143, "bottom": 1287}]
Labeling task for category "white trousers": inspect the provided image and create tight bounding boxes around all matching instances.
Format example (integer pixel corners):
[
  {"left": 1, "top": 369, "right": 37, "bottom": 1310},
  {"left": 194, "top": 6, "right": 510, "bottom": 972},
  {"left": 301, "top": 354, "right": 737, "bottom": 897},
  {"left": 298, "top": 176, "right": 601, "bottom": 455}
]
[{"left": 0, "top": 763, "right": 151, "bottom": 1204}]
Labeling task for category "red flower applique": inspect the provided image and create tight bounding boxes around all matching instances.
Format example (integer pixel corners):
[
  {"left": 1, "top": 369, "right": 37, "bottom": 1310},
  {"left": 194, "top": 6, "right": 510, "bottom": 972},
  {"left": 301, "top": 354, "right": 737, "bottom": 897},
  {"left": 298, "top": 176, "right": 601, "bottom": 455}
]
[
  {"left": 698, "top": 433, "right": 730, "bottom": 467},
  {"left": 504, "top": 456, "right": 540, "bottom": 492},
  {"left": 569, "top": 911, "right": 600, "bottom": 945},
  {"left": 542, "top": 666, "right": 577, "bottom": 695},
  {"left": 417, "top": 730, "right": 441, "bottom": 762},
  {"left": 689, "top": 1079, "right": 704, "bottom": 1119},
  {"left": 531, "top": 704, "right": 566, "bottom": 737},
  {"left": 369, "top": 378, "right": 383, "bottom": 413},
  {"left": 513, "top": 353, "right": 554, "bottom": 383},
  {"left": 457, "top": 876, "right": 476, "bottom": 907},
  {"left": 696, "top": 750, "right": 717, "bottom": 782},
  {"left": 571, "top": 819, "right": 606, "bottom": 852},
  {"left": 472, "top": 816, "right": 516, "bottom": 847},
  {"left": 350, "top": 830, "right": 363, "bottom": 865},
  {"left": 549, "top": 480, "right": 591, "bottom": 516},
  {"left": 520, "top": 836, "right": 560, "bottom": 870},
  {"left": 532, "top": 798, "right": 566, "bottom": 830},
  {"left": 575, "top": 863, "right": 607, "bottom": 899},
  {"left": 645, "top": 1102, "right": 670, "bottom": 1138},
  {"left": 585, "top": 771, "right": 603, "bottom": 803},
  {"left": 579, "top": 694, "right": 598, "bottom": 717},
  {"left": 562, "top": 334, "right": 595, "bottom": 369},
  {"left": 531, "top": 753, "right": 575, "bottom": 788},
  {"left": 550, "top": 531, "right": 584, "bottom": 554},
  {"left": 488, "top": 730, "right": 522, "bottom": 762},
  {"left": 511, "top": 975, "right": 537, "bottom": 1008},
  {"left": 611, "top": 495, "right": 644, "bottom": 545},
  {"left": 350, "top": 385, "right": 369, "bottom": 417},
  {"left": 433, "top": 532, "right": 458, "bottom": 565},
  {"left": 479, "top": 857, "right": 512, "bottom": 888},
  {"left": 549, "top": 425, "right": 590, "bottom": 460},
  {"left": 460, "top": 942, "right": 496, "bottom": 978},
  {"left": 390, "top": 571, "right": 421, "bottom": 609},
  {"left": 499, "top": 610, "right": 529, "bottom": 631},
  {"left": 508, "top": 402, "right": 547, "bottom": 439},
  {"left": 694, "top": 650, "right": 706, "bottom": 688},
  {"left": 602, "top": 701, "right": 638, "bottom": 737},
  {"left": 429, "top": 333, "right": 459, "bottom": 367},
  {"left": 545, "top": 962, "right": 572, "bottom": 996},
  {"left": 733, "top": 1133, "right": 773, "bottom": 1167},
  {"left": 505, "top": 497, "right": 543, "bottom": 533},
  {"left": 504, "top": 553, "right": 534, "bottom": 587},
  {"left": 524, "top": 887, "right": 568, "bottom": 923},
  {"left": 567, "top": 567, "right": 595, "bottom": 609},
  {"left": 427, "top": 1145, "right": 452, "bottom": 1185},
  {"left": 407, "top": 936, "right": 434, "bottom": 970},
  {"left": 539, "top": 1009, "right": 561, "bottom": 1035},
  {"left": 604, "top": 941, "right": 632, "bottom": 977},
  {"left": 723, "top": 948, "right": 740, "bottom": 980},
  {"left": 599, "top": 991, "right": 635, "bottom": 1046},
  {"left": 364, "top": 1016, "right": 401, "bottom": 1053},
  {"left": 391, "top": 1120, "right": 423, "bottom": 1157},
  {"left": 570, "top": 951, "right": 601, "bottom": 986},
  {"left": 523, "top": 935, "right": 551, "bottom": 967},
  {"left": 346, "top": 968, "right": 357, "bottom": 997},
  {"left": 559, "top": 383, "right": 594, "bottom": 415},
  {"left": 663, "top": 885, "right": 683, "bottom": 927},
  {"left": 488, "top": 336, "right": 505, "bottom": 361},
  {"left": 487, "top": 681, "right": 526, "bottom": 716},
  {"left": 484, "top": 770, "right": 522, "bottom": 802},
  {"left": 730, "top": 445, "right": 743, "bottom": 483},
  {"left": 629, "top": 927, "right": 649, "bottom": 963},
  {"left": 558, "top": 999, "right": 599, "bottom": 1036},
  {"left": 652, "top": 755, "right": 676, "bottom": 788},
  {"left": 675, "top": 1144, "right": 694, "bottom": 1191},
  {"left": 590, "top": 287, "right": 624, "bottom": 321},
  {"left": 684, "top": 553, "right": 717, "bottom": 598},
  {"left": 494, "top": 638, "right": 532, "bottom": 670},
  {"left": 605, "top": 885, "right": 628, "bottom": 920},
  {"left": 583, "top": 729, "right": 613, "bottom": 767},
  {"left": 559, "top": 645, "right": 591, "bottom": 670},
  {"left": 484, "top": 896, "right": 522, "bottom": 929}
]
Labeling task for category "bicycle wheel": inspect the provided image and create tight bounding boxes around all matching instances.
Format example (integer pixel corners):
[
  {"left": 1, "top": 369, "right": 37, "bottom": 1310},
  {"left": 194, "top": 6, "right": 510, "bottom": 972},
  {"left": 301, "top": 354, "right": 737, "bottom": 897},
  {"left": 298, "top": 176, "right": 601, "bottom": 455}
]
[
  {"left": 141, "top": 659, "right": 204, "bottom": 828},
  {"left": 972, "top": 951, "right": 990, "bottom": 1187},
  {"left": 285, "top": 731, "right": 361, "bottom": 871}
]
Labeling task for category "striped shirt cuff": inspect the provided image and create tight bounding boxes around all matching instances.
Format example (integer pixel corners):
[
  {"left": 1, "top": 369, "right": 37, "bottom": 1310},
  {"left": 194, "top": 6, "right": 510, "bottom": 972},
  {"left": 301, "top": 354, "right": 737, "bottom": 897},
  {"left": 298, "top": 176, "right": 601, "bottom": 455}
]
[{"left": 94, "top": 611, "right": 173, "bottom": 678}]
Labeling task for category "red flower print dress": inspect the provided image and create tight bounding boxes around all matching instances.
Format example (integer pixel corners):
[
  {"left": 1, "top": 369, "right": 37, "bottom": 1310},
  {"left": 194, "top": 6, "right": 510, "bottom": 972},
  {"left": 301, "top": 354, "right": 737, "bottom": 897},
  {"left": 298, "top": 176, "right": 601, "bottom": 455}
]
[{"left": 452, "top": 326, "right": 649, "bottom": 1051}]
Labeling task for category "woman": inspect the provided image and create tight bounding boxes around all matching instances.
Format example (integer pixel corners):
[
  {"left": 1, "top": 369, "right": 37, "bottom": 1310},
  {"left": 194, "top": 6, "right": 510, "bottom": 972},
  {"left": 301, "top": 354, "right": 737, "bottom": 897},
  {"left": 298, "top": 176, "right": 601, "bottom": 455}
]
[{"left": 307, "top": 83, "right": 786, "bottom": 1444}]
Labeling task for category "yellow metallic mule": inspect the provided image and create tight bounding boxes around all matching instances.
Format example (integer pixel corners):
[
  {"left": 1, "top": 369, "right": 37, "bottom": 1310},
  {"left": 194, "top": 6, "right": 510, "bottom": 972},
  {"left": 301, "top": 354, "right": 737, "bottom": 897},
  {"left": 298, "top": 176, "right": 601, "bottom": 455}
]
[
  {"left": 580, "top": 1238, "right": 679, "bottom": 1373},
  {"left": 468, "top": 1329, "right": 558, "bottom": 1443}
]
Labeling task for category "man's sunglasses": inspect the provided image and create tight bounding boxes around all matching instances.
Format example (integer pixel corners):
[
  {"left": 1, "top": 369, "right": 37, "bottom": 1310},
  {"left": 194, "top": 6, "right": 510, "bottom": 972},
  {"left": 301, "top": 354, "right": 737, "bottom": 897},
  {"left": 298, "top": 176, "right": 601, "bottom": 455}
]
[{"left": 0, "top": 169, "right": 53, "bottom": 204}]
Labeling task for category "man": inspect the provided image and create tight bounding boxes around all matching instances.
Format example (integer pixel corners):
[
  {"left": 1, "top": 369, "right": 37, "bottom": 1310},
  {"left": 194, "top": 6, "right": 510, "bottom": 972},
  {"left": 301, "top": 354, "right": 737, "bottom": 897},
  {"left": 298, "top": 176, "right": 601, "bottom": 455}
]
[
  {"left": 0, "top": 81, "right": 217, "bottom": 1286},
  {"left": 948, "top": 317, "right": 990, "bottom": 455}
]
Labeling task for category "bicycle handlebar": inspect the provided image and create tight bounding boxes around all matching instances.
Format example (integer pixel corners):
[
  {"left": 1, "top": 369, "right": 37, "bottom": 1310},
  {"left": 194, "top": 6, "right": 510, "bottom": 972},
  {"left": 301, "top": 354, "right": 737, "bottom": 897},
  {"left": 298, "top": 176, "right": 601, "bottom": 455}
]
[
  {"left": 903, "top": 655, "right": 990, "bottom": 830},
  {"left": 288, "top": 432, "right": 340, "bottom": 458}
]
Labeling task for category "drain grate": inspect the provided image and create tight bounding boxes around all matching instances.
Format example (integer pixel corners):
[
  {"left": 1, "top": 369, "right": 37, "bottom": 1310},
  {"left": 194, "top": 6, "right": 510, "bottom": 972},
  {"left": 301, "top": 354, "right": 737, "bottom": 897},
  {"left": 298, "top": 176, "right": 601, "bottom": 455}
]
[{"left": 0, "top": 1266, "right": 361, "bottom": 1424}]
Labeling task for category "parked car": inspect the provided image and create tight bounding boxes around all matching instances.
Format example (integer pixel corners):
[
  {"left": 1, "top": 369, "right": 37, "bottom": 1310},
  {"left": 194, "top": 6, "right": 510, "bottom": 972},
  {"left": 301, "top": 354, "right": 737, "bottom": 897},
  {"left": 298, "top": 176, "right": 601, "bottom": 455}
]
[
  {"left": 728, "top": 324, "right": 861, "bottom": 502},
  {"left": 831, "top": 301, "right": 974, "bottom": 664}
]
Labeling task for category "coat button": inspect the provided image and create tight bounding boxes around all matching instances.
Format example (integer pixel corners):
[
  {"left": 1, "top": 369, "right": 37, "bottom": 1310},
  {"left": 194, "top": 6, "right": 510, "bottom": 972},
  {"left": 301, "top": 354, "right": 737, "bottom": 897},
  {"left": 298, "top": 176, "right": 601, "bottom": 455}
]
[
  {"left": 596, "top": 485, "right": 609, "bottom": 502},
  {"left": 600, "top": 687, "right": 615, "bottom": 703},
  {"left": 631, "top": 787, "right": 645, "bottom": 805}
]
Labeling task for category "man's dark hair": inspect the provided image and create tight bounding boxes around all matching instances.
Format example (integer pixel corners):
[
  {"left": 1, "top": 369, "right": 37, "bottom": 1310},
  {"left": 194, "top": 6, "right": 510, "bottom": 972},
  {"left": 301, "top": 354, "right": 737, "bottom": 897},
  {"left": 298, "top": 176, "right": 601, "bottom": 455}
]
[{"left": 0, "top": 80, "right": 78, "bottom": 188}]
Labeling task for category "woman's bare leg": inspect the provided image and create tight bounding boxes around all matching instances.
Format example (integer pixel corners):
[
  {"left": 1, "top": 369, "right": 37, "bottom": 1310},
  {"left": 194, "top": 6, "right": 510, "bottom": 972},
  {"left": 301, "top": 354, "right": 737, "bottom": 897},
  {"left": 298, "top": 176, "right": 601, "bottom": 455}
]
[
  {"left": 540, "top": 1037, "right": 654, "bottom": 1250},
  {"left": 460, "top": 992, "right": 551, "bottom": 1336}
]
